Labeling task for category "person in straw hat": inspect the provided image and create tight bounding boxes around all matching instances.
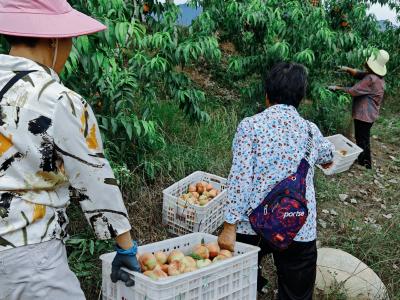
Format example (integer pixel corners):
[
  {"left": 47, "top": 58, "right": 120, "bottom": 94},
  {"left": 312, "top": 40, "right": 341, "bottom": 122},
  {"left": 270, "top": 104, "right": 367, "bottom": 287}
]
[
  {"left": 329, "top": 49, "right": 389, "bottom": 169},
  {"left": 0, "top": 0, "right": 140, "bottom": 298}
]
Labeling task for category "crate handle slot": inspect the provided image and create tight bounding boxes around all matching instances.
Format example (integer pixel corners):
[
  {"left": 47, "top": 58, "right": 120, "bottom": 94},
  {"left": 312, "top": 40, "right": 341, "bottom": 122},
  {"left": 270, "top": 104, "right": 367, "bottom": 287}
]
[{"left": 345, "top": 141, "right": 354, "bottom": 148}]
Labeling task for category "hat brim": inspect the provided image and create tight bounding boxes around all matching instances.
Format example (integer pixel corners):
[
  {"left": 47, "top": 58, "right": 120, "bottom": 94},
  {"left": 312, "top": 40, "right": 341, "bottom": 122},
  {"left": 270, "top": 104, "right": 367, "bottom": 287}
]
[
  {"left": 367, "top": 59, "right": 387, "bottom": 77},
  {"left": 0, "top": 9, "right": 106, "bottom": 38}
]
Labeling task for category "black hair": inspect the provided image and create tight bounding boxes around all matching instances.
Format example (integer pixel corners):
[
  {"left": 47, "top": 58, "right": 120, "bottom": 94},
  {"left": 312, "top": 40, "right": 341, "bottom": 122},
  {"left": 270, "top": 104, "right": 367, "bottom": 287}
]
[
  {"left": 4, "top": 35, "right": 40, "bottom": 48},
  {"left": 265, "top": 62, "right": 308, "bottom": 108}
]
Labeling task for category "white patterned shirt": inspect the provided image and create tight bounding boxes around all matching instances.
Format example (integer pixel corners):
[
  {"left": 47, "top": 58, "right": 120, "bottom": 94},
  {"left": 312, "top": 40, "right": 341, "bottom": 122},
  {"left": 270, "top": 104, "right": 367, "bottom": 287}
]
[
  {"left": 225, "top": 104, "right": 334, "bottom": 241},
  {"left": 0, "top": 55, "right": 131, "bottom": 251}
]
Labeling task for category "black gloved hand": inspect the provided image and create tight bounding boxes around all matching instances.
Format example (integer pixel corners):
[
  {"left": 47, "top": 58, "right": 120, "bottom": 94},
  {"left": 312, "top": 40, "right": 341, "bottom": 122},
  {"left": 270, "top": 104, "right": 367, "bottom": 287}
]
[{"left": 110, "top": 241, "right": 141, "bottom": 287}]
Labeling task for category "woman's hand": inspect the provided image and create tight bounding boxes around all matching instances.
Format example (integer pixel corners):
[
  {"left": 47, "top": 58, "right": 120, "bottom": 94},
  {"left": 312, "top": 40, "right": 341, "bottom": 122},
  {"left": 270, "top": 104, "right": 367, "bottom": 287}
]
[
  {"left": 218, "top": 222, "right": 237, "bottom": 252},
  {"left": 337, "top": 66, "right": 350, "bottom": 73},
  {"left": 328, "top": 85, "right": 339, "bottom": 91}
]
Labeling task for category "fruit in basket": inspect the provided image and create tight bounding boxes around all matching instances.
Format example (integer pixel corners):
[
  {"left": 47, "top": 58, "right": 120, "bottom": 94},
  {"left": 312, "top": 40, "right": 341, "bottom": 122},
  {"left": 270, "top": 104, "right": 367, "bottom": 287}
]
[
  {"left": 181, "top": 256, "right": 197, "bottom": 270},
  {"left": 188, "top": 184, "right": 197, "bottom": 192},
  {"left": 180, "top": 180, "right": 221, "bottom": 207},
  {"left": 213, "top": 255, "right": 228, "bottom": 262},
  {"left": 208, "top": 189, "right": 217, "bottom": 198},
  {"left": 191, "top": 192, "right": 200, "bottom": 199},
  {"left": 196, "top": 259, "right": 212, "bottom": 269},
  {"left": 168, "top": 250, "right": 185, "bottom": 263},
  {"left": 153, "top": 265, "right": 169, "bottom": 278},
  {"left": 144, "top": 265, "right": 168, "bottom": 280},
  {"left": 180, "top": 193, "right": 191, "bottom": 201},
  {"left": 139, "top": 253, "right": 158, "bottom": 271},
  {"left": 143, "top": 270, "right": 158, "bottom": 280},
  {"left": 220, "top": 250, "right": 233, "bottom": 258},
  {"left": 155, "top": 251, "right": 168, "bottom": 265},
  {"left": 160, "top": 264, "right": 169, "bottom": 273},
  {"left": 187, "top": 197, "right": 196, "bottom": 205},
  {"left": 168, "top": 260, "right": 185, "bottom": 276},
  {"left": 196, "top": 183, "right": 205, "bottom": 194},
  {"left": 206, "top": 242, "right": 220, "bottom": 259},
  {"left": 199, "top": 195, "right": 209, "bottom": 206},
  {"left": 192, "top": 244, "right": 210, "bottom": 259}
]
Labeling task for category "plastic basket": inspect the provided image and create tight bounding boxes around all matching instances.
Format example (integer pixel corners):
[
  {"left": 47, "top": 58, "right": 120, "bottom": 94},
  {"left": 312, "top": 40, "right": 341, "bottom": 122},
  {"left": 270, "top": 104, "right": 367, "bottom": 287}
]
[
  {"left": 100, "top": 233, "right": 260, "bottom": 300},
  {"left": 162, "top": 171, "right": 227, "bottom": 235},
  {"left": 318, "top": 134, "right": 363, "bottom": 175}
]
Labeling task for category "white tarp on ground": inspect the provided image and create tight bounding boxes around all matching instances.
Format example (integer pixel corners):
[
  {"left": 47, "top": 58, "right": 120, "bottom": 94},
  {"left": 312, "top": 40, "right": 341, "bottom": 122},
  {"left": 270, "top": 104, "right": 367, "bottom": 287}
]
[{"left": 316, "top": 248, "right": 389, "bottom": 300}]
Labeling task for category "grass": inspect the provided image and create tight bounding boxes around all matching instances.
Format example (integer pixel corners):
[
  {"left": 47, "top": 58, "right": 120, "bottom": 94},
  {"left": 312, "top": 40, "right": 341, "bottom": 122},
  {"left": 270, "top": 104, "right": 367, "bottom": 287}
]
[{"left": 67, "top": 69, "right": 400, "bottom": 299}]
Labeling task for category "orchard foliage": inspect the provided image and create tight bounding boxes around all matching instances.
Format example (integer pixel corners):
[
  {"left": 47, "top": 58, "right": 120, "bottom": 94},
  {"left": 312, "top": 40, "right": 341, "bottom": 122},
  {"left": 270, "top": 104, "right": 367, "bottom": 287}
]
[
  {"left": 198, "top": 0, "right": 399, "bottom": 133},
  {"left": 0, "top": 0, "right": 398, "bottom": 177},
  {"left": 64, "top": 0, "right": 221, "bottom": 177}
]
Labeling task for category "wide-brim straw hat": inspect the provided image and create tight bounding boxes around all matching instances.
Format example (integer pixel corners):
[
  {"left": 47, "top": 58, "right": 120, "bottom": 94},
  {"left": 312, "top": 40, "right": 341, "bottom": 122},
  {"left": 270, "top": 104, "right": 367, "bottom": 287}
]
[
  {"left": 0, "top": 0, "right": 106, "bottom": 38},
  {"left": 367, "top": 49, "right": 389, "bottom": 77}
]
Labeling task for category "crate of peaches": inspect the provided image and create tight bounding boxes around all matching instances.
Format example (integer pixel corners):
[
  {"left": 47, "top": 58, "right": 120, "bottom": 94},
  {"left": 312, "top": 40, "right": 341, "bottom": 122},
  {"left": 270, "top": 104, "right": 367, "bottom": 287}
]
[
  {"left": 162, "top": 171, "right": 228, "bottom": 235},
  {"left": 100, "top": 233, "right": 260, "bottom": 300}
]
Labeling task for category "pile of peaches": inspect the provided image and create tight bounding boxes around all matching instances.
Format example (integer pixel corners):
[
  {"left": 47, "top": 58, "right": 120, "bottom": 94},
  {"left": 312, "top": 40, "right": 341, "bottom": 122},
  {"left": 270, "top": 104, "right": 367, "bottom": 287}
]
[
  {"left": 138, "top": 242, "right": 233, "bottom": 280},
  {"left": 179, "top": 181, "right": 221, "bottom": 206}
]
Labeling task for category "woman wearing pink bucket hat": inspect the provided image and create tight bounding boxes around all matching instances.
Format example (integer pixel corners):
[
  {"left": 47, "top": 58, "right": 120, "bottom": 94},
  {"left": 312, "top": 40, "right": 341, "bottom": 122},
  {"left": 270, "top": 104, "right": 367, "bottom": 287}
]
[{"left": 0, "top": 1, "right": 140, "bottom": 299}]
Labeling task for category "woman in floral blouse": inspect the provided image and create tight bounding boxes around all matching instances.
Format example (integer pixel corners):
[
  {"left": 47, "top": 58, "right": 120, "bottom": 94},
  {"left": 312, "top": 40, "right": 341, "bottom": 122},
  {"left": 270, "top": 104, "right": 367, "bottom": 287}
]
[
  {"left": 218, "top": 62, "right": 334, "bottom": 299},
  {"left": 0, "top": 1, "right": 139, "bottom": 299}
]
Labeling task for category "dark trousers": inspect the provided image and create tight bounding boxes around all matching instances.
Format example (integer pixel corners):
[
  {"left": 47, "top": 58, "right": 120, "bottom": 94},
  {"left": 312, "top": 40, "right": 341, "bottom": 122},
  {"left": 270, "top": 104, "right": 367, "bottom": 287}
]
[
  {"left": 354, "top": 119, "right": 374, "bottom": 169},
  {"left": 237, "top": 233, "right": 317, "bottom": 300}
]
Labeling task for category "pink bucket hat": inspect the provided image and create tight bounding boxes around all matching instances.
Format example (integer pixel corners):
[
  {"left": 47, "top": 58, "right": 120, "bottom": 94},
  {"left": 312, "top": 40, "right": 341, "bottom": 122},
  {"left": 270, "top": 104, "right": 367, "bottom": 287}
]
[{"left": 0, "top": 0, "right": 106, "bottom": 38}]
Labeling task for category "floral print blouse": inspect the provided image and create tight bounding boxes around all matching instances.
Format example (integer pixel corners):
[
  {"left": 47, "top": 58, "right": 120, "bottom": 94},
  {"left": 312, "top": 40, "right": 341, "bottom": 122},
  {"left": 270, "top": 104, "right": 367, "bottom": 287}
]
[
  {"left": 0, "top": 55, "right": 131, "bottom": 251},
  {"left": 225, "top": 104, "right": 334, "bottom": 242}
]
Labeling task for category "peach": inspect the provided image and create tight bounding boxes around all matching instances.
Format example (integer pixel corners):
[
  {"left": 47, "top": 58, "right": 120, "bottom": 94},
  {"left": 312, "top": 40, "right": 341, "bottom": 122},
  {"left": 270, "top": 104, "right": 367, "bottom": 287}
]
[
  {"left": 206, "top": 183, "right": 213, "bottom": 191},
  {"left": 143, "top": 270, "right": 158, "bottom": 280},
  {"left": 139, "top": 253, "right": 157, "bottom": 271},
  {"left": 181, "top": 256, "right": 196, "bottom": 269},
  {"left": 168, "top": 250, "right": 185, "bottom": 263},
  {"left": 196, "top": 259, "right": 212, "bottom": 269},
  {"left": 199, "top": 196, "right": 209, "bottom": 206},
  {"left": 153, "top": 265, "right": 168, "bottom": 279},
  {"left": 196, "top": 183, "right": 205, "bottom": 194},
  {"left": 168, "top": 260, "right": 185, "bottom": 276},
  {"left": 213, "top": 255, "right": 228, "bottom": 262},
  {"left": 188, "top": 184, "right": 197, "bottom": 192},
  {"left": 160, "top": 264, "right": 169, "bottom": 273},
  {"left": 206, "top": 242, "right": 220, "bottom": 259},
  {"left": 155, "top": 251, "right": 167, "bottom": 265},
  {"left": 208, "top": 189, "right": 217, "bottom": 198},
  {"left": 220, "top": 250, "right": 233, "bottom": 258},
  {"left": 192, "top": 244, "right": 209, "bottom": 259}
]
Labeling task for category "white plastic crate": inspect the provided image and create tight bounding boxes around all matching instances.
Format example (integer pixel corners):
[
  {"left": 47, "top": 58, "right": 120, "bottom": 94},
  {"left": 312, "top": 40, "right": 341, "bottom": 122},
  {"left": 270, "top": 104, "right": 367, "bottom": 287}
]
[
  {"left": 318, "top": 134, "right": 363, "bottom": 175},
  {"left": 162, "top": 171, "right": 227, "bottom": 235},
  {"left": 100, "top": 233, "right": 260, "bottom": 300}
]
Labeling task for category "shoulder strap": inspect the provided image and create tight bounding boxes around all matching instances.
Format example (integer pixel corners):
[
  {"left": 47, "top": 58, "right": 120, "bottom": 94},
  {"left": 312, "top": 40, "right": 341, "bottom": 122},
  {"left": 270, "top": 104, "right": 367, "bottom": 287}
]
[
  {"left": 0, "top": 70, "right": 37, "bottom": 103},
  {"left": 304, "top": 122, "right": 313, "bottom": 161}
]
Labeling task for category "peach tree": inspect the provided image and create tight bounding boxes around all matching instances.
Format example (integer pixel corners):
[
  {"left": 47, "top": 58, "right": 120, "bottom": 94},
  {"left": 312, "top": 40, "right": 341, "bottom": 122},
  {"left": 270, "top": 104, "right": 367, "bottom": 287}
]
[
  {"left": 64, "top": 0, "right": 221, "bottom": 178},
  {"left": 197, "top": 0, "right": 399, "bottom": 134}
]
